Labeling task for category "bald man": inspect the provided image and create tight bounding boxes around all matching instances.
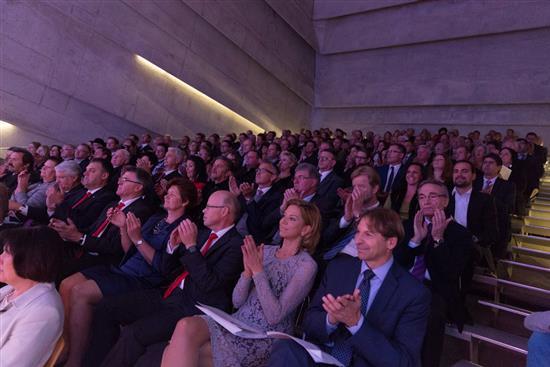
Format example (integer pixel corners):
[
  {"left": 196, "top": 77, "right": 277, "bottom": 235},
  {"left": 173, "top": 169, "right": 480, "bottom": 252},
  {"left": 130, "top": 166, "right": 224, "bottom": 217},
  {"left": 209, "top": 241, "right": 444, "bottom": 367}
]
[{"left": 85, "top": 191, "right": 244, "bottom": 367}]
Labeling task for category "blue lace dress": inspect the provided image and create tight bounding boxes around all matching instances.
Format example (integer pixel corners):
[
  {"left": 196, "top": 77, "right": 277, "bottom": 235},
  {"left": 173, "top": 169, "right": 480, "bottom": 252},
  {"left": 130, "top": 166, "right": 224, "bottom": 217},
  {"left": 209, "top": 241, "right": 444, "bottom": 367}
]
[{"left": 203, "top": 245, "right": 317, "bottom": 367}]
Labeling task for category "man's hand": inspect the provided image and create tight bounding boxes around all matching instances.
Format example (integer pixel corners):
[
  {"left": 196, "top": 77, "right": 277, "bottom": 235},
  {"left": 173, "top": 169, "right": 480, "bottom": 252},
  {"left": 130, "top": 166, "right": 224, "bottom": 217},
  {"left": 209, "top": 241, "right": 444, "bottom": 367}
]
[
  {"left": 228, "top": 176, "right": 241, "bottom": 196},
  {"left": 109, "top": 207, "right": 127, "bottom": 228},
  {"left": 8, "top": 200, "right": 22, "bottom": 212},
  {"left": 411, "top": 210, "right": 428, "bottom": 244},
  {"left": 126, "top": 212, "right": 143, "bottom": 244},
  {"left": 46, "top": 185, "right": 64, "bottom": 210},
  {"left": 240, "top": 182, "right": 255, "bottom": 200},
  {"left": 431, "top": 209, "right": 451, "bottom": 242},
  {"left": 280, "top": 188, "right": 301, "bottom": 211},
  {"left": 50, "top": 218, "right": 82, "bottom": 242},
  {"left": 15, "top": 170, "right": 30, "bottom": 193},
  {"left": 177, "top": 219, "right": 198, "bottom": 249},
  {"left": 322, "top": 290, "right": 362, "bottom": 328}
]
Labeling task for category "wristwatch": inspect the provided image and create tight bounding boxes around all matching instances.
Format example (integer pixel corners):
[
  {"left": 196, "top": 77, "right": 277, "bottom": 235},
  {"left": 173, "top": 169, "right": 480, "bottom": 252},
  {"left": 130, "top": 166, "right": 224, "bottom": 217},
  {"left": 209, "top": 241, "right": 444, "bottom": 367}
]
[
  {"left": 433, "top": 238, "right": 444, "bottom": 247},
  {"left": 187, "top": 245, "right": 198, "bottom": 254},
  {"left": 136, "top": 239, "right": 144, "bottom": 247}
]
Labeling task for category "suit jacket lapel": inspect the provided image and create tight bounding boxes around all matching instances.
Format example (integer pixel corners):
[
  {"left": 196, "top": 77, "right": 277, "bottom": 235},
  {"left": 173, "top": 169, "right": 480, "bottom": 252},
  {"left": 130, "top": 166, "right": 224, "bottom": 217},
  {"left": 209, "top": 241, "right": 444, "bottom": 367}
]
[
  {"left": 341, "top": 258, "right": 362, "bottom": 296},
  {"left": 202, "top": 228, "right": 235, "bottom": 258}
]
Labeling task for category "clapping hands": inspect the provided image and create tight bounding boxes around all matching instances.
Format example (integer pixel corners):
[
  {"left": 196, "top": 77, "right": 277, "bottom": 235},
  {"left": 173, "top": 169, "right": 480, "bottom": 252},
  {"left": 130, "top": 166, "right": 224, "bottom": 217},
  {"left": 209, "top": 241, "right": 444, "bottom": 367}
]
[
  {"left": 241, "top": 235, "right": 264, "bottom": 277},
  {"left": 322, "top": 289, "right": 362, "bottom": 328}
]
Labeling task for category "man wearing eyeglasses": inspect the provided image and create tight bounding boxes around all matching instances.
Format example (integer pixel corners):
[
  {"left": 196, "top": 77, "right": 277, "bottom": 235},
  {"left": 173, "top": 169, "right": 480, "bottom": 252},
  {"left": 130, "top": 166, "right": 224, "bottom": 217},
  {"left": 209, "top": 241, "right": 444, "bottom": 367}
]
[
  {"left": 394, "top": 180, "right": 473, "bottom": 367},
  {"left": 317, "top": 149, "right": 344, "bottom": 209},
  {"left": 51, "top": 166, "right": 154, "bottom": 277},
  {"left": 231, "top": 161, "right": 283, "bottom": 243},
  {"left": 85, "top": 190, "right": 243, "bottom": 367}
]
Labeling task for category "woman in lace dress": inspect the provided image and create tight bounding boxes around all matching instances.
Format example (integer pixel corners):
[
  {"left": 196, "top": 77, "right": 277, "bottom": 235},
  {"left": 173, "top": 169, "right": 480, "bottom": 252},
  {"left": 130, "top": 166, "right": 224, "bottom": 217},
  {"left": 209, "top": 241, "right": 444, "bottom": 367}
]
[{"left": 161, "top": 199, "right": 320, "bottom": 367}]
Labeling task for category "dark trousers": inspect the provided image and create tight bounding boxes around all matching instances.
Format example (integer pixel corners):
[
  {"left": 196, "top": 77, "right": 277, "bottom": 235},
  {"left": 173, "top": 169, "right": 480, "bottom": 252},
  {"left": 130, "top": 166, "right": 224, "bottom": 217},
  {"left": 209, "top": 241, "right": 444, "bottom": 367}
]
[
  {"left": 421, "top": 292, "right": 447, "bottom": 367},
  {"left": 83, "top": 288, "right": 186, "bottom": 367},
  {"left": 268, "top": 339, "right": 331, "bottom": 367}
]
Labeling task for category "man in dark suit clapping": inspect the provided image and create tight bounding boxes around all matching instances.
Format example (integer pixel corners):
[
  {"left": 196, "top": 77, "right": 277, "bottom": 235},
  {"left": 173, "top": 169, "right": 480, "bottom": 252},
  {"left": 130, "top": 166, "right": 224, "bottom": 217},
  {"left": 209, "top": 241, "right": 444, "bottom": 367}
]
[
  {"left": 84, "top": 190, "right": 243, "bottom": 367},
  {"left": 269, "top": 208, "right": 430, "bottom": 367},
  {"left": 395, "top": 180, "right": 473, "bottom": 367}
]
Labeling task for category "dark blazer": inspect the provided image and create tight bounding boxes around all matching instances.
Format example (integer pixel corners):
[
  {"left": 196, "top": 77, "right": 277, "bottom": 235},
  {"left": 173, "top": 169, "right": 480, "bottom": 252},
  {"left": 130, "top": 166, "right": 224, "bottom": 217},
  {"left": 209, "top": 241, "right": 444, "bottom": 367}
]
[
  {"left": 79, "top": 198, "right": 155, "bottom": 268},
  {"left": 160, "top": 227, "right": 244, "bottom": 315},
  {"left": 154, "top": 170, "right": 181, "bottom": 184},
  {"left": 26, "top": 184, "right": 84, "bottom": 225},
  {"left": 304, "top": 255, "right": 431, "bottom": 367},
  {"left": 53, "top": 186, "right": 117, "bottom": 231},
  {"left": 448, "top": 190, "right": 498, "bottom": 250},
  {"left": 78, "top": 158, "right": 90, "bottom": 173},
  {"left": 395, "top": 220, "right": 473, "bottom": 331},
  {"left": 317, "top": 171, "right": 344, "bottom": 208},
  {"left": 240, "top": 187, "right": 283, "bottom": 244},
  {"left": 473, "top": 176, "right": 516, "bottom": 253},
  {"left": 377, "top": 164, "right": 406, "bottom": 192}
]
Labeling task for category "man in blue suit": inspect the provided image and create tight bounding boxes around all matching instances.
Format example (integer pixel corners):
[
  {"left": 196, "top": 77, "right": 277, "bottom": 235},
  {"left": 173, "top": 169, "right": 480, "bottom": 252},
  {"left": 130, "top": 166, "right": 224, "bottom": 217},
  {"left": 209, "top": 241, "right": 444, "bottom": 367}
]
[{"left": 268, "top": 208, "right": 431, "bottom": 367}]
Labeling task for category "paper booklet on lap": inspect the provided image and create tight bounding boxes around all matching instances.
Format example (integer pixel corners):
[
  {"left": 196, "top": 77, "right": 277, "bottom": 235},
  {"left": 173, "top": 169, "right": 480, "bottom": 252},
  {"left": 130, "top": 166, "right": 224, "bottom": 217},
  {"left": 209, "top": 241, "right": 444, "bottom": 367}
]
[{"left": 196, "top": 303, "right": 344, "bottom": 367}]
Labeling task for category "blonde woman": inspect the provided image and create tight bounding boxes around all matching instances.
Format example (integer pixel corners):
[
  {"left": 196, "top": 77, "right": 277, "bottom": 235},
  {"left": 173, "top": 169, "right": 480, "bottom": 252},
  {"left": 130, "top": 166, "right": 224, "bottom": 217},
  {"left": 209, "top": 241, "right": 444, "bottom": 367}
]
[{"left": 162, "top": 199, "right": 320, "bottom": 367}]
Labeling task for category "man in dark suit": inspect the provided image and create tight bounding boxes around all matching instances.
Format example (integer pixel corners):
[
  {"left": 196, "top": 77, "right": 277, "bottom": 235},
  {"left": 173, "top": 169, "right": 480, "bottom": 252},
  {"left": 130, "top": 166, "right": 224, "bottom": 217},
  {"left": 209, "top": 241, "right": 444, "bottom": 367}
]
[
  {"left": 317, "top": 148, "right": 344, "bottom": 209},
  {"left": 395, "top": 180, "right": 473, "bottom": 367},
  {"left": 201, "top": 157, "right": 232, "bottom": 206},
  {"left": 83, "top": 190, "right": 243, "bottom": 367},
  {"left": 49, "top": 158, "right": 117, "bottom": 231},
  {"left": 51, "top": 166, "right": 155, "bottom": 275},
  {"left": 517, "top": 138, "right": 542, "bottom": 198},
  {"left": 269, "top": 208, "right": 431, "bottom": 367},
  {"left": 231, "top": 160, "right": 283, "bottom": 244},
  {"left": 25, "top": 160, "right": 83, "bottom": 225},
  {"left": 235, "top": 150, "right": 261, "bottom": 184},
  {"left": 450, "top": 160, "right": 499, "bottom": 271},
  {"left": 473, "top": 153, "right": 516, "bottom": 260},
  {"left": 0, "top": 147, "right": 37, "bottom": 194},
  {"left": 75, "top": 143, "right": 91, "bottom": 173},
  {"left": 153, "top": 147, "right": 183, "bottom": 198},
  {"left": 322, "top": 165, "right": 381, "bottom": 260},
  {"left": 377, "top": 143, "right": 406, "bottom": 194}
]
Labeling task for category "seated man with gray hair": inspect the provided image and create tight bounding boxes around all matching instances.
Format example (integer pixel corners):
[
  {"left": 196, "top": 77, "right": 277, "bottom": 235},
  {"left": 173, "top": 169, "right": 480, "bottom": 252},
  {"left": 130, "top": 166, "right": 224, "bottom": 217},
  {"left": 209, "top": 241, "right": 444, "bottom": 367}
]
[{"left": 24, "top": 160, "right": 83, "bottom": 225}]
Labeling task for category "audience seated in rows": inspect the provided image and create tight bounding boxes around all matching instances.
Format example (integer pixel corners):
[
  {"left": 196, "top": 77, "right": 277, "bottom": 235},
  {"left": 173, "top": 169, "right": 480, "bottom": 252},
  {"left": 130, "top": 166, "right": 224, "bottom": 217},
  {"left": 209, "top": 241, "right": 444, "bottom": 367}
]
[{"left": 0, "top": 126, "right": 547, "bottom": 367}]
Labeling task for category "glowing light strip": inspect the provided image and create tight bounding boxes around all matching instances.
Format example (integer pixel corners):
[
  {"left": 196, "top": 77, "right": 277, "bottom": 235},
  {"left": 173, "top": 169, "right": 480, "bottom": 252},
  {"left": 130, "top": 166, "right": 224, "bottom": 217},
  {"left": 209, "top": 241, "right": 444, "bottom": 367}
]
[
  {"left": 135, "top": 55, "right": 269, "bottom": 134},
  {"left": 0, "top": 120, "right": 15, "bottom": 129}
]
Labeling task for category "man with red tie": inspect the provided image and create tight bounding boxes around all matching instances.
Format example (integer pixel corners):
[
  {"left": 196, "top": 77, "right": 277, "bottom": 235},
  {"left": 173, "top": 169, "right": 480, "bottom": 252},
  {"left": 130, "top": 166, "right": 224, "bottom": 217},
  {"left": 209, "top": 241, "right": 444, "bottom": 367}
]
[
  {"left": 83, "top": 190, "right": 243, "bottom": 367},
  {"left": 52, "top": 166, "right": 154, "bottom": 277},
  {"left": 50, "top": 158, "right": 117, "bottom": 231}
]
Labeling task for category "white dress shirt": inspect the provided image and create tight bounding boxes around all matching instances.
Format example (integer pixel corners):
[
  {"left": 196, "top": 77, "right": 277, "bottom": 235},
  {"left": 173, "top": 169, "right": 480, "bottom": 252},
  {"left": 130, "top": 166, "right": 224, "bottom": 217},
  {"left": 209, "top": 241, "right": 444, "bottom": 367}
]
[{"left": 452, "top": 187, "right": 472, "bottom": 228}]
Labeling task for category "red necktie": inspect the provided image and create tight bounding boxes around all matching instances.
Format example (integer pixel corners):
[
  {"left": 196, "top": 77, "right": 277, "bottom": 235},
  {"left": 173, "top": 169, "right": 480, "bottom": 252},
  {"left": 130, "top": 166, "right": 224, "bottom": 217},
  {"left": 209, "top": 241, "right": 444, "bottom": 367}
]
[
  {"left": 91, "top": 202, "right": 125, "bottom": 238},
  {"left": 71, "top": 191, "right": 92, "bottom": 209},
  {"left": 163, "top": 232, "right": 218, "bottom": 299}
]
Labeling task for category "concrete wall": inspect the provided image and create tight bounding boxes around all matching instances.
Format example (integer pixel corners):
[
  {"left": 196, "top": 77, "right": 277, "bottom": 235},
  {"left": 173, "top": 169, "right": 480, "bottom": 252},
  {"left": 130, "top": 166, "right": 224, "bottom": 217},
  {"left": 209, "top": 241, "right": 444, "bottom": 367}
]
[
  {"left": 312, "top": 0, "right": 550, "bottom": 142},
  {"left": 0, "top": 0, "right": 315, "bottom": 147}
]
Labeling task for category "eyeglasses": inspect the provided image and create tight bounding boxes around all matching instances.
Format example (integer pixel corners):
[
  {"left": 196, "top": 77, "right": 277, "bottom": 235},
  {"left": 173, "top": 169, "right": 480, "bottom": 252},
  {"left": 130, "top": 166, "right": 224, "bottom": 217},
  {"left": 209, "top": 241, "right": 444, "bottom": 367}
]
[
  {"left": 205, "top": 205, "right": 226, "bottom": 210},
  {"left": 418, "top": 194, "right": 446, "bottom": 201},
  {"left": 256, "top": 167, "right": 275, "bottom": 175},
  {"left": 118, "top": 177, "right": 142, "bottom": 185},
  {"left": 294, "top": 175, "right": 313, "bottom": 181}
]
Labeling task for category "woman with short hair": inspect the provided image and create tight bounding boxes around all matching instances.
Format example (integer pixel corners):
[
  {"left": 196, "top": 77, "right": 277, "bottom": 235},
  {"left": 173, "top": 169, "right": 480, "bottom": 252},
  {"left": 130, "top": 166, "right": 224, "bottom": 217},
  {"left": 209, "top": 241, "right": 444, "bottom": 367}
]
[
  {"left": 0, "top": 226, "right": 65, "bottom": 367},
  {"left": 59, "top": 178, "right": 198, "bottom": 367}
]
